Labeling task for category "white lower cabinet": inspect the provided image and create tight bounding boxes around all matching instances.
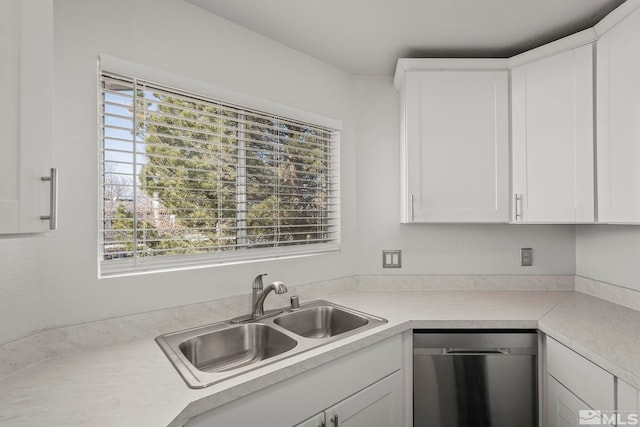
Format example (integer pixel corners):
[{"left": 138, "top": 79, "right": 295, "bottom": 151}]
[
  {"left": 546, "top": 375, "right": 593, "bottom": 427},
  {"left": 617, "top": 379, "right": 640, "bottom": 426},
  {"left": 617, "top": 379, "right": 639, "bottom": 413},
  {"left": 546, "top": 337, "right": 614, "bottom": 411},
  {"left": 296, "top": 413, "right": 327, "bottom": 427},
  {"left": 545, "top": 336, "right": 640, "bottom": 427},
  {"left": 295, "top": 372, "right": 402, "bottom": 427},
  {"left": 545, "top": 336, "right": 617, "bottom": 427},
  {"left": 184, "top": 335, "right": 404, "bottom": 427}
]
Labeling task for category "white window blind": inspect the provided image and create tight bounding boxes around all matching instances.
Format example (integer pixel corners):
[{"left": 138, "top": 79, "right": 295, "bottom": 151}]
[{"left": 99, "top": 71, "right": 340, "bottom": 277}]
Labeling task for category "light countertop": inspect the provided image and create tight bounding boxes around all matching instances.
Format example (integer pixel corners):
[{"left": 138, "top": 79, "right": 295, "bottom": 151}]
[{"left": 1, "top": 289, "right": 639, "bottom": 426}]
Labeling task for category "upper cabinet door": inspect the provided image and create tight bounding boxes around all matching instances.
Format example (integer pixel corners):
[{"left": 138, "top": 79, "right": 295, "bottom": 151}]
[
  {"left": 511, "top": 44, "right": 595, "bottom": 223},
  {"left": 597, "top": 6, "right": 640, "bottom": 223},
  {"left": 0, "top": 0, "right": 54, "bottom": 234},
  {"left": 401, "top": 69, "right": 509, "bottom": 223}
]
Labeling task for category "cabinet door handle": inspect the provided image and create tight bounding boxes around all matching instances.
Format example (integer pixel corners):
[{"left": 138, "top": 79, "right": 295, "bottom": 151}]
[
  {"left": 331, "top": 415, "right": 339, "bottom": 426},
  {"left": 514, "top": 193, "right": 522, "bottom": 221},
  {"left": 40, "top": 168, "right": 58, "bottom": 230},
  {"left": 411, "top": 194, "right": 415, "bottom": 222}
]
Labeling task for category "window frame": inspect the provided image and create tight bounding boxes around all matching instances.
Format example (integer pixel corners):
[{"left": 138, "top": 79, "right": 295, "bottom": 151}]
[{"left": 97, "top": 55, "right": 341, "bottom": 278}]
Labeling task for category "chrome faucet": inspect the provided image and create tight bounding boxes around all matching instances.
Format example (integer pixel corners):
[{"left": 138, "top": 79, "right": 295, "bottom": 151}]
[
  {"left": 252, "top": 277, "right": 288, "bottom": 317},
  {"left": 230, "top": 274, "right": 288, "bottom": 324}
]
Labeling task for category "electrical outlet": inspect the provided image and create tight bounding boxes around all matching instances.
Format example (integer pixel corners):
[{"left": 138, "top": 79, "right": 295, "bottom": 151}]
[
  {"left": 382, "top": 250, "right": 402, "bottom": 268},
  {"left": 521, "top": 248, "right": 533, "bottom": 266}
]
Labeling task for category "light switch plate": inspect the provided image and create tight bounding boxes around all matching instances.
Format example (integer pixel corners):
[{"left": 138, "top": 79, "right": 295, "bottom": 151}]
[
  {"left": 521, "top": 248, "right": 533, "bottom": 266},
  {"left": 382, "top": 250, "right": 402, "bottom": 268}
]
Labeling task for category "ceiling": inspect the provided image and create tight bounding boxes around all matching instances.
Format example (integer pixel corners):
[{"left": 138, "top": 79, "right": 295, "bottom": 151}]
[{"left": 187, "top": 0, "right": 626, "bottom": 75}]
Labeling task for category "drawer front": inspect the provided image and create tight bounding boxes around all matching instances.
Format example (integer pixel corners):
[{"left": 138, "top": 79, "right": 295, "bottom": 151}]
[{"left": 546, "top": 337, "right": 614, "bottom": 410}]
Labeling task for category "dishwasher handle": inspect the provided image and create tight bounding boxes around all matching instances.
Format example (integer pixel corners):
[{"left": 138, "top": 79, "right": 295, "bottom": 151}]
[
  {"left": 413, "top": 347, "right": 522, "bottom": 356},
  {"left": 444, "top": 348, "right": 511, "bottom": 355}
]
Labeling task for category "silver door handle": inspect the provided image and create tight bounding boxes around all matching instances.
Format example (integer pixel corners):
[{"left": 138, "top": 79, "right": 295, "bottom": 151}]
[
  {"left": 514, "top": 193, "right": 522, "bottom": 221},
  {"left": 331, "top": 415, "right": 339, "bottom": 426},
  {"left": 411, "top": 194, "right": 415, "bottom": 222},
  {"left": 40, "top": 168, "right": 58, "bottom": 230}
]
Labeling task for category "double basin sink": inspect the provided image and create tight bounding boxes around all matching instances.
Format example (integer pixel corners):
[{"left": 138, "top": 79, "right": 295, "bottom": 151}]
[{"left": 155, "top": 300, "right": 387, "bottom": 388}]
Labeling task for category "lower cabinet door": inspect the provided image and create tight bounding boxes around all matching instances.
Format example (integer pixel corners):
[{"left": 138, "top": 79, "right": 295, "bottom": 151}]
[
  {"left": 325, "top": 371, "right": 401, "bottom": 427},
  {"left": 547, "top": 375, "right": 611, "bottom": 427},
  {"left": 294, "top": 412, "right": 326, "bottom": 427},
  {"left": 617, "top": 378, "right": 639, "bottom": 413}
]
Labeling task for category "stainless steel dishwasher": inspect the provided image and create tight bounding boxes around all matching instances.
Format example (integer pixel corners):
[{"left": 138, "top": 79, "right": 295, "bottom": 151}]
[{"left": 413, "top": 330, "right": 538, "bottom": 427}]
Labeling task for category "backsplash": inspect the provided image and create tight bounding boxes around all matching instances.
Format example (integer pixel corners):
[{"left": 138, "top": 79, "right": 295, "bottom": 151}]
[
  {"left": 0, "top": 276, "right": 357, "bottom": 378},
  {"left": 575, "top": 275, "right": 640, "bottom": 312},
  {"left": 356, "top": 274, "right": 575, "bottom": 291}
]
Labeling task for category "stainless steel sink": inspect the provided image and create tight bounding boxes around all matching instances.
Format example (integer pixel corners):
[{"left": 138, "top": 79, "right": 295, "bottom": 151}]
[
  {"left": 178, "top": 323, "right": 297, "bottom": 373},
  {"left": 156, "top": 300, "right": 386, "bottom": 388},
  {"left": 274, "top": 304, "right": 370, "bottom": 338}
]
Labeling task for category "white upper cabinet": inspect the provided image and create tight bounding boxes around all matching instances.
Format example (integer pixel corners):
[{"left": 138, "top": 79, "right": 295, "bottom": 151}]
[
  {"left": 396, "top": 60, "right": 510, "bottom": 223},
  {"left": 0, "top": 0, "right": 55, "bottom": 234},
  {"left": 596, "top": 5, "right": 640, "bottom": 223},
  {"left": 511, "top": 44, "right": 595, "bottom": 223}
]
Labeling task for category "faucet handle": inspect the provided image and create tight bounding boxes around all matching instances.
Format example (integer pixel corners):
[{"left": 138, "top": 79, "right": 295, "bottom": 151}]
[{"left": 252, "top": 273, "right": 267, "bottom": 290}]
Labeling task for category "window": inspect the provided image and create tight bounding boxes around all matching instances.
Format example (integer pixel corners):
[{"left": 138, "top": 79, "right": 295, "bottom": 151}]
[{"left": 99, "top": 71, "right": 340, "bottom": 277}]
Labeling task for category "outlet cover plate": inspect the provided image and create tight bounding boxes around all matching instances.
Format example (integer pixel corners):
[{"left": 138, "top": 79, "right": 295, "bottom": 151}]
[
  {"left": 521, "top": 248, "right": 533, "bottom": 266},
  {"left": 383, "top": 250, "right": 402, "bottom": 268}
]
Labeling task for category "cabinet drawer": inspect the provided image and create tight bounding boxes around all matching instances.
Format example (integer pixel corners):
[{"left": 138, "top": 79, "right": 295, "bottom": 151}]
[{"left": 546, "top": 337, "right": 614, "bottom": 410}]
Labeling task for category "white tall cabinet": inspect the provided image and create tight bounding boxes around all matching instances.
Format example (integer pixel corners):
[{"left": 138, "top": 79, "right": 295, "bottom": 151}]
[
  {"left": 0, "top": 0, "right": 55, "bottom": 234},
  {"left": 395, "top": 60, "right": 510, "bottom": 223},
  {"left": 596, "top": 5, "right": 640, "bottom": 223},
  {"left": 511, "top": 44, "right": 595, "bottom": 223}
]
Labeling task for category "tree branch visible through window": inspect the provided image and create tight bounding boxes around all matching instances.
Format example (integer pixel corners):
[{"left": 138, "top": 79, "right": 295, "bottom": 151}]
[{"left": 99, "top": 72, "right": 339, "bottom": 274}]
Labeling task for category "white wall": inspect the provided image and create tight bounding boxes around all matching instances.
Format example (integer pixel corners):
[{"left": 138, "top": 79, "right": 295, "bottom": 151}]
[
  {"left": 0, "top": 0, "right": 358, "bottom": 344},
  {"left": 0, "top": 236, "right": 45, "bottom": 343},
  {"left": 576, "top": 226, "right": 640, "bottom": 291},
  {"left": 353, "top": 76, "right": 577, "bottom": 275},
  {"left": 0, "top": 1, "right": 583, "bottom": 346}
]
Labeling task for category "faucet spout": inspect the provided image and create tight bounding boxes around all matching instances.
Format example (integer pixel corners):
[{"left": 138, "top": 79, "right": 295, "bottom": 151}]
[{"left": 252, "top": 281, "right": 288, "bottom": 317}]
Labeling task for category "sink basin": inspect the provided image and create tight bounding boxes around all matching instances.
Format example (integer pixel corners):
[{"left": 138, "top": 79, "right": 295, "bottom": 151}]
[
  {"left": 274, "top": 305, "right": 369, "bottom": 338},
  {"left": 179, "top": 323, "right": 297, "bottom": 373},
  {"left": 156, "top": 300, "right": 386, "bottom": 388}
]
